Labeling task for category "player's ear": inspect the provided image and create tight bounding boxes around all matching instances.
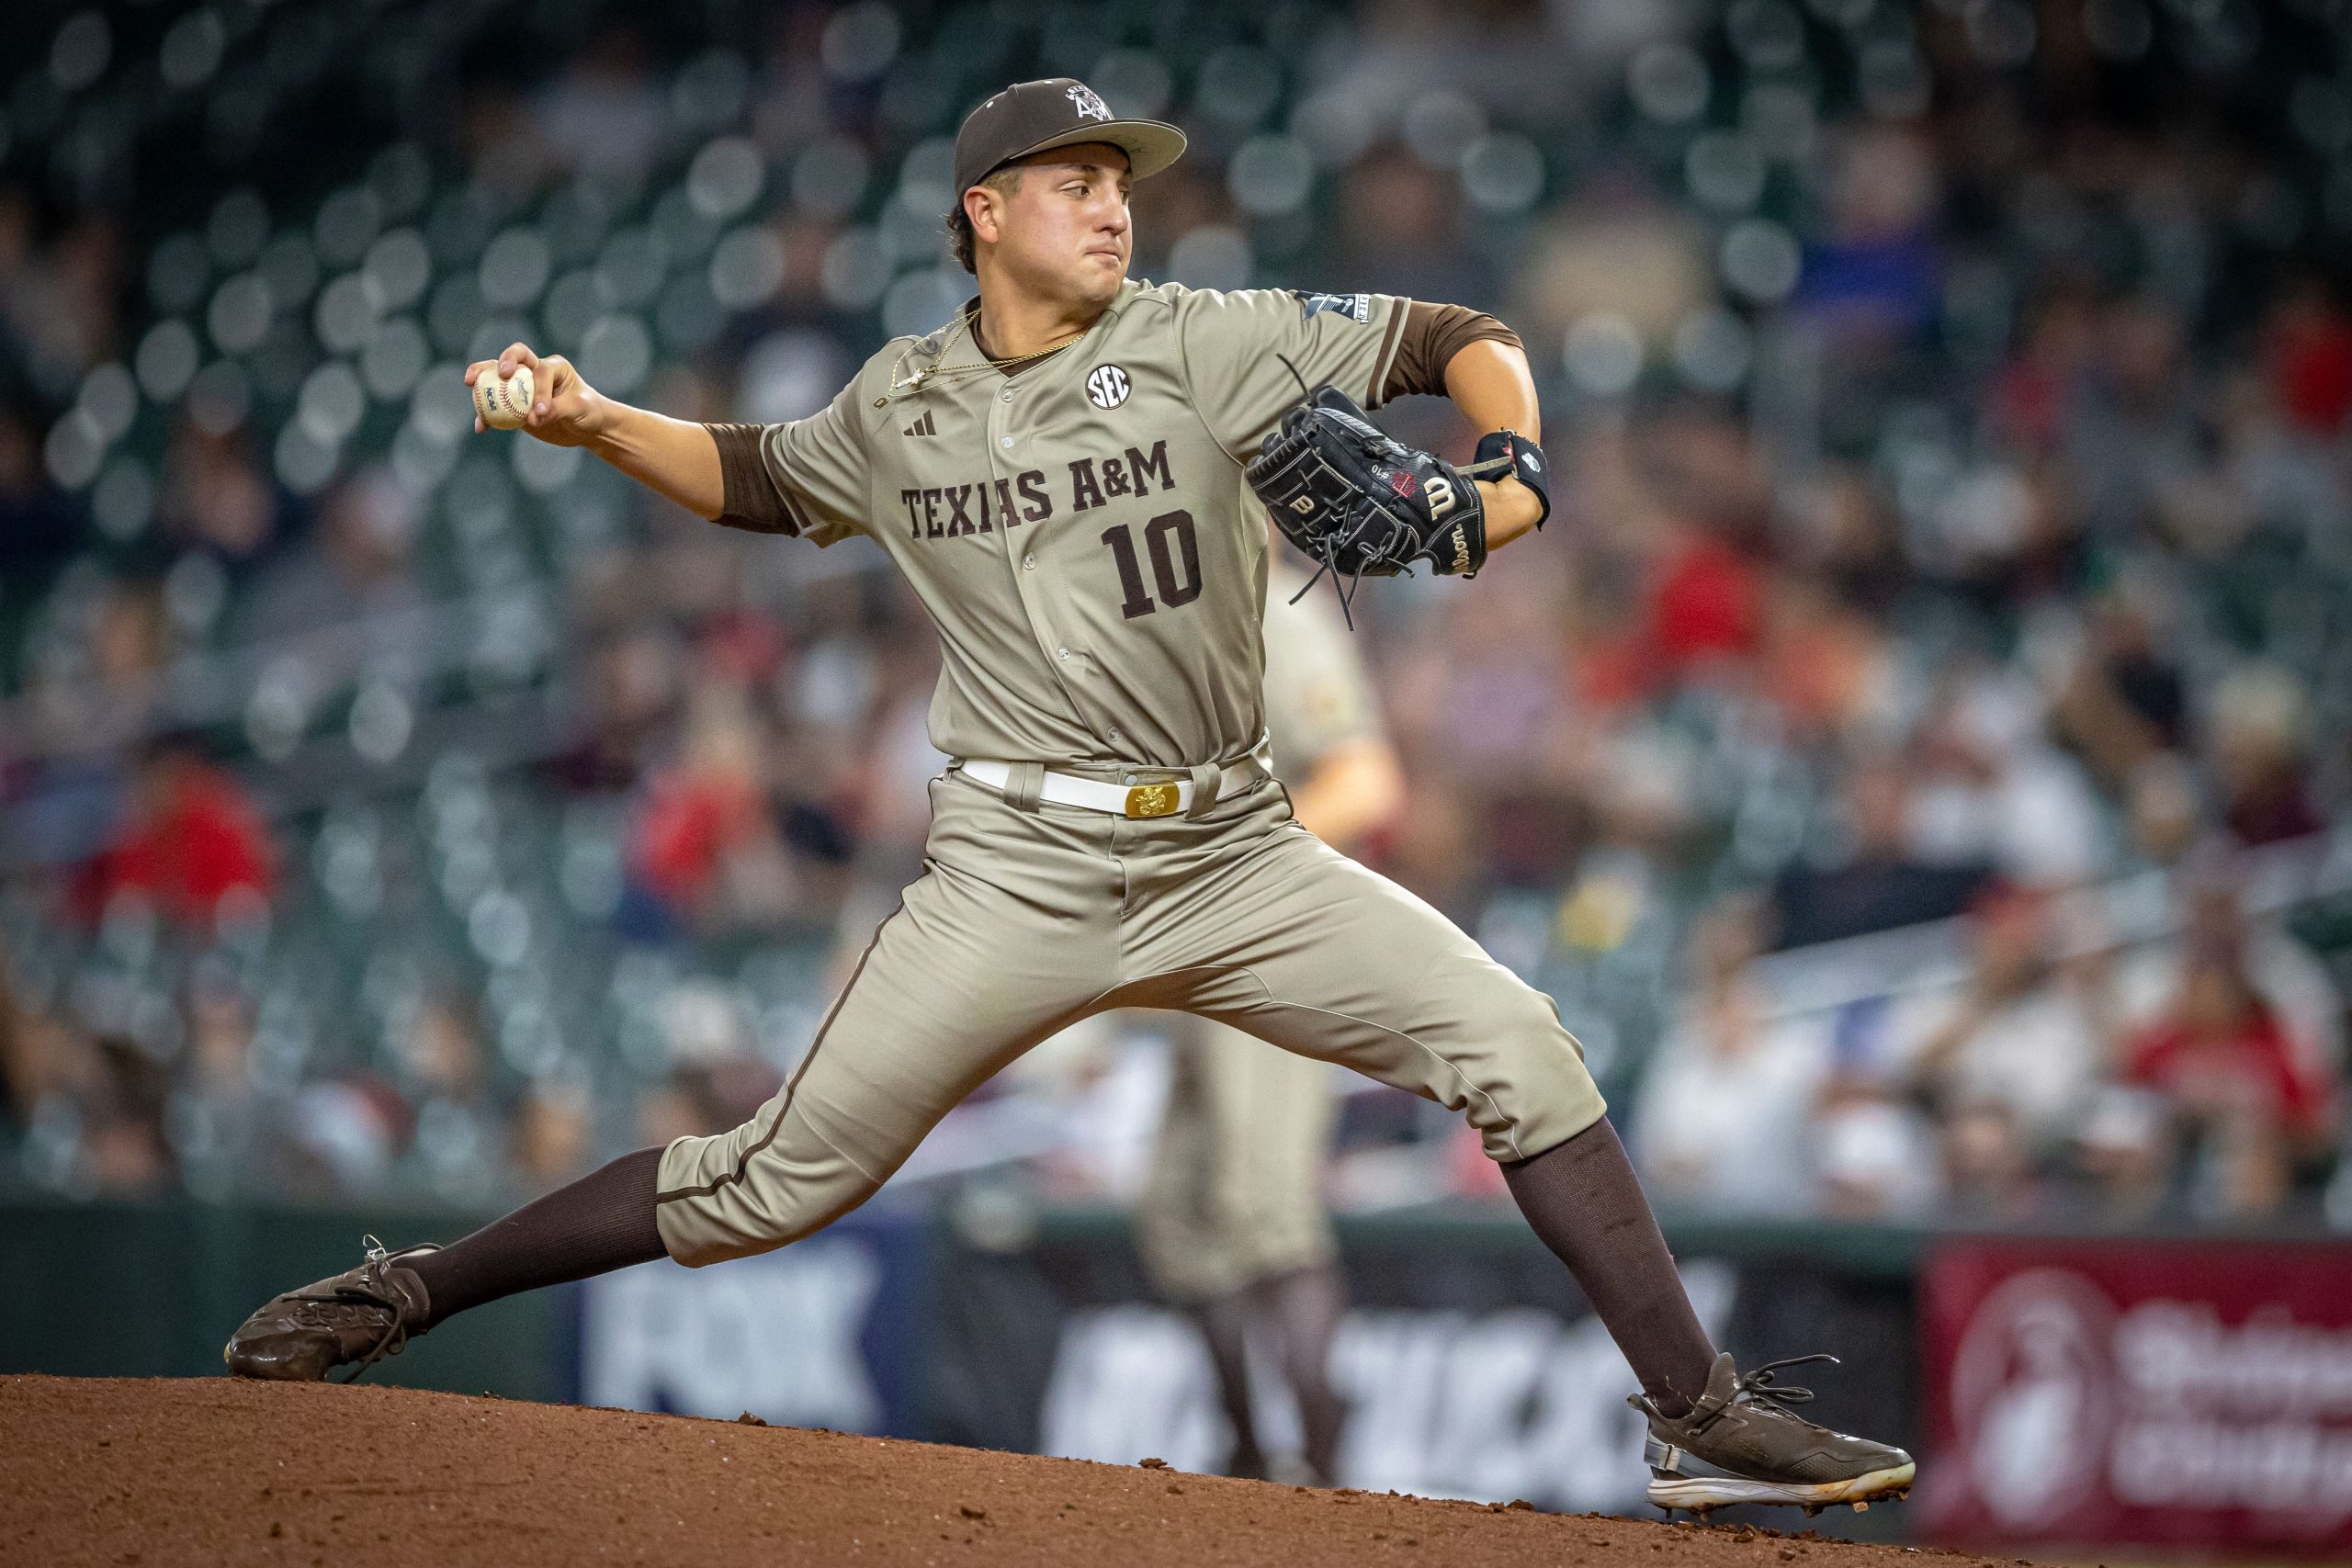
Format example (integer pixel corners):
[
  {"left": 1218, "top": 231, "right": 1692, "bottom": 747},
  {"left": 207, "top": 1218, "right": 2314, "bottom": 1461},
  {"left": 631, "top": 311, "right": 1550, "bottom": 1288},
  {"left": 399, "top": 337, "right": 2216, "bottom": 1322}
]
[{"left": 965, "top": 185, "right": 1003, "bottom": 247}]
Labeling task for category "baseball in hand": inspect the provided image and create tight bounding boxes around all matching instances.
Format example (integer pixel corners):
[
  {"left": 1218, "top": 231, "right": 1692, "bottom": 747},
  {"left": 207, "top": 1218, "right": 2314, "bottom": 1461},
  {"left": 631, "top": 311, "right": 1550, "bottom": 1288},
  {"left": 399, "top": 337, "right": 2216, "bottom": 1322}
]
[{"left": 473, "top": 363, "right": 535, "bottom": 430}]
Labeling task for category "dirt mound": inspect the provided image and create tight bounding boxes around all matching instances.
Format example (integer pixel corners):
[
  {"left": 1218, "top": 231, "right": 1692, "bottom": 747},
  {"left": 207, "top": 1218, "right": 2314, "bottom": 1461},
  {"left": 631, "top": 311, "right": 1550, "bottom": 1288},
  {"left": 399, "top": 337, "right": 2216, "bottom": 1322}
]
[{"left": 2, "top": 1374, "right": 1961, "bottom": 1567}]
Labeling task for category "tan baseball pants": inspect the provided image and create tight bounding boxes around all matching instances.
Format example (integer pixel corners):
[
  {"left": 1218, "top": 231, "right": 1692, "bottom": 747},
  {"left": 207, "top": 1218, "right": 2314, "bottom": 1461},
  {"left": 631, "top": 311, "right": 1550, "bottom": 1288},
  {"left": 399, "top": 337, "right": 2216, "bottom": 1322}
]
[{"left": 653, "top": 770, "right": 1605, "bottom": 1268}]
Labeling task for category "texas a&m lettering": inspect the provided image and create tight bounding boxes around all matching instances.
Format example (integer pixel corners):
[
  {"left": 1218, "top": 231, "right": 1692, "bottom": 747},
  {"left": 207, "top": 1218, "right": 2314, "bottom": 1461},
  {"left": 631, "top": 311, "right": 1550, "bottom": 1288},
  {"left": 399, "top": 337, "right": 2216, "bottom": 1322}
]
[{"left": 897, "top": 440, "right": 1179, "bottom": 542}]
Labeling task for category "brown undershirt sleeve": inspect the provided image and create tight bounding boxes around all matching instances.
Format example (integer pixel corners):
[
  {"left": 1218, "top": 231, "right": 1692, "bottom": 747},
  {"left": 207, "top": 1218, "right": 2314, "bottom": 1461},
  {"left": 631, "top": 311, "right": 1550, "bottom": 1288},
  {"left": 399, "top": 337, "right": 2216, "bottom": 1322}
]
[
  {"left": 703, "top": 422, "right": 798, "bottom": 535},
  {"left": 1380, "top": 301, "right": 1524, "bottom": 403}
]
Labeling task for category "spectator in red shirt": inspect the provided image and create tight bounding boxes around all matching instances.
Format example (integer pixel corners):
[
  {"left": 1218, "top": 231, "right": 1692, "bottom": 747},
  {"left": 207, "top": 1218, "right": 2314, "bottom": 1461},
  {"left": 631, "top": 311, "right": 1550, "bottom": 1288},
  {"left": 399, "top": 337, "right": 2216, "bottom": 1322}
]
[
  {"left": 2262, "top": 275, "right": 2352, "bottom": 439},
  {"left": 2124, "top": 966, "right": 2330, "bottom": 1142},
  {"left": 2121, "top": 924, "right": 2336, "bottom": 1218},
  {"left": 1649, "top": 526, "right": 1764, "bottom": 675},
  {"left": 74, "top": 736, "right": 274, "bottom": 929},
  {"left": 620, "top": 684, "right": 795, "bottom": 938}
]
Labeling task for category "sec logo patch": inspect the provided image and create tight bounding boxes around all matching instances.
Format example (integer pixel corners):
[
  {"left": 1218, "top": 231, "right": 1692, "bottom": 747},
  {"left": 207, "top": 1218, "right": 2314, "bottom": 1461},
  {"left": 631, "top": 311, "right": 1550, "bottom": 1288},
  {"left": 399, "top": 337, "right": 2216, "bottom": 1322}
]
[{"left": 1086, "top": 364, "right": 1131, "bottom": 409}]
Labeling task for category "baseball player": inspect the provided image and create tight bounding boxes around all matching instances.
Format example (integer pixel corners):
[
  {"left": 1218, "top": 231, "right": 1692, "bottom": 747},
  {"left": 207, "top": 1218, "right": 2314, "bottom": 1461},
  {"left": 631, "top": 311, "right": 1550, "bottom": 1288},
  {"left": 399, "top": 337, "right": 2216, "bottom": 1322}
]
[
  {"left": 1134, "top": 545, "right": 1403, "bottom": 1486},
  {"left": 226, "top": 78, "right": 1913, "bottom": 1517}
]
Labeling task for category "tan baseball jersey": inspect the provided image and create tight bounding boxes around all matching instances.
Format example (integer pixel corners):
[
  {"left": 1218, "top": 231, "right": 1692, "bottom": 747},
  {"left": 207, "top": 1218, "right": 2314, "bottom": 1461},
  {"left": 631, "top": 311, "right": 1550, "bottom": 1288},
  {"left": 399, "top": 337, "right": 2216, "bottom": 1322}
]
[
  {"left": 654, "top": 281, "right": 1604, "bottom": 1270},
  {"left": 741, "top": 278, "right": 1410, "bottom": 768}
]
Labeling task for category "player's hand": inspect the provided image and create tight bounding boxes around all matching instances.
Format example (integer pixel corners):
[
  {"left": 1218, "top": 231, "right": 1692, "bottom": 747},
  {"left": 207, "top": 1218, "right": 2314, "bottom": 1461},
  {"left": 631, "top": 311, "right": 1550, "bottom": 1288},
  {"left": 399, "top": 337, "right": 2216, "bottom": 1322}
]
[{"left": 464, "top": 344, "right": 605, "bottom": 446}]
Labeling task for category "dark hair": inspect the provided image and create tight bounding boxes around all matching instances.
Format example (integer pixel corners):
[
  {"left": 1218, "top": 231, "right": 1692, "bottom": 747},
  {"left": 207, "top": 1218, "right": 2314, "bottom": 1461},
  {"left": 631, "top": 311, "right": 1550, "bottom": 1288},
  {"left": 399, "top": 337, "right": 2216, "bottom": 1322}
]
[{"left": 944, "top": 166, "right": 1023, "bottom": 275}]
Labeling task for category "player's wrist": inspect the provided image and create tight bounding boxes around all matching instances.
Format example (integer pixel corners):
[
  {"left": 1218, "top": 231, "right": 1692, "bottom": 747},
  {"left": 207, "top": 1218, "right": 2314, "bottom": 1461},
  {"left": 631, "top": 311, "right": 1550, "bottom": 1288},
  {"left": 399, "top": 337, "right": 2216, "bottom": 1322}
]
[
  {"left": 1473, "top": 429, "right": 1549, "bottom": 529},
  {"left": 1476, "top": 476, "right": 1543, "bottom": 538},
  {"left": 574, "top": 389, "right": 633, "bottom": 452}
]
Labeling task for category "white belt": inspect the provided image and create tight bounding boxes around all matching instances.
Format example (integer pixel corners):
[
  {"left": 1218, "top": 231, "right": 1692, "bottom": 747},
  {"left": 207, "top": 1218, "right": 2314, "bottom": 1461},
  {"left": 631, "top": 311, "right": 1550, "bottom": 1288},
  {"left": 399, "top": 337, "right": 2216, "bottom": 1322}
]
[{"left": 954, "top": 758, "right": 1263, "bottom": 818}]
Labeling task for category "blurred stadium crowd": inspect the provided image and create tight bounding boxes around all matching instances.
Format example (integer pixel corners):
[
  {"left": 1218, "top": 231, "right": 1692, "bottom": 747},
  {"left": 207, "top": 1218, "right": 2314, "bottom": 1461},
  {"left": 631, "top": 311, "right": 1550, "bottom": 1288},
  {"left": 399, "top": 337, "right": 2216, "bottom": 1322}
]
[{"left": 1, "top": 0, "right": 2349, "bottom": 1230}]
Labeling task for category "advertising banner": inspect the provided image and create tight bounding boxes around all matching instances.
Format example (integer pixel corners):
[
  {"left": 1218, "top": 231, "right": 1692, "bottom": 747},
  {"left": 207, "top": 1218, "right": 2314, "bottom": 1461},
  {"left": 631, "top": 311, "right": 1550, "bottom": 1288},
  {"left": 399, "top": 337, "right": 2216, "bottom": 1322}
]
[
  {"left": 1920, "top": 1238, "right": 2352, "bottom": 1554},
  {"left": 563, "top": 1206, "right": 1916, "bottom": 1532},
  {"left": 1035, "top": 1281, "right": 1732, "bottom": 1511},
  {"left": 577, "top": 1213, "right": 931, "bottom": 1435},
  {"left": 930, "top": 1221, "right": 1915, "bottom": 1529}
]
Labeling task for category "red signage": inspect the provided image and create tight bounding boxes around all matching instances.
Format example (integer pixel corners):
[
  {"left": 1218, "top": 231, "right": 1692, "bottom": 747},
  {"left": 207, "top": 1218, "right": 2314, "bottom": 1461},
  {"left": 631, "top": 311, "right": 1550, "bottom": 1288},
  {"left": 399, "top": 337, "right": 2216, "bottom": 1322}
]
[{"left": 1919, "top": 1238, "right": 2352, "bottom": 1554}]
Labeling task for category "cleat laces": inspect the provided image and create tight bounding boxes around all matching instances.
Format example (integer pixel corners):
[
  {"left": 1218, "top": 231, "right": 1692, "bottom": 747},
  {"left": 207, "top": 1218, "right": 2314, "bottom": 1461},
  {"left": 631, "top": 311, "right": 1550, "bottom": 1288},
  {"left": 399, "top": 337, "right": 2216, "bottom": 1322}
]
[
  {"left": 278, "top": 1235, "right": 415, "bottom": 1384},
  {"left": 1692, "top": 1353, "right": 1843, "bottom": 1440}
]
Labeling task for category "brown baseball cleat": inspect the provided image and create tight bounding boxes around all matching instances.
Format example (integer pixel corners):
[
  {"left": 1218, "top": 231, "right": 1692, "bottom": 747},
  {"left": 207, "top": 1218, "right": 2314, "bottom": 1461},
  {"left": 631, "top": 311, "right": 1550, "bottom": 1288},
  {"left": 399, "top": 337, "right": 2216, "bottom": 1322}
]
[
  {"left": 222, "top": 1236, "right": 436, "bottom": 1382},
  {"left": 1633, "top": 1353, "right": 1915, "bottom": 1518}
]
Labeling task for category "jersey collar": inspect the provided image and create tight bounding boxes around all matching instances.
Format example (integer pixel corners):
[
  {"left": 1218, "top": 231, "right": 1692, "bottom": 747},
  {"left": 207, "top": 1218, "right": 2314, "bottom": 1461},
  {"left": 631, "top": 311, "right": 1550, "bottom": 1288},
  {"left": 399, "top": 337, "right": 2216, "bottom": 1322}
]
[{"left": 932, "top": 281, "right": 1144, "bottom": 374}]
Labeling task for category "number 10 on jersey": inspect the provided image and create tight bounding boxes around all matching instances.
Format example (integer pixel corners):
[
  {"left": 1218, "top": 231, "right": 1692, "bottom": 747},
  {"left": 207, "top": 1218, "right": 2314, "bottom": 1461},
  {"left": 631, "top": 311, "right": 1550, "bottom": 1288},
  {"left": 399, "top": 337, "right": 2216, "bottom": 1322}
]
[{"left": 1101, "top": 510, "right": 1202, "bottom": 619}]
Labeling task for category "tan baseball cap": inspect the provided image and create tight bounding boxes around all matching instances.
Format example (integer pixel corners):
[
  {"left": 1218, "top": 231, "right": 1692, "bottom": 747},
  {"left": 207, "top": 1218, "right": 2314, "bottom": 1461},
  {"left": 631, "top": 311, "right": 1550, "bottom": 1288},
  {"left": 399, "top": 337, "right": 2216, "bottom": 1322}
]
[{"left": 952, "top": 77, "right": 1187, "bottom": 197}]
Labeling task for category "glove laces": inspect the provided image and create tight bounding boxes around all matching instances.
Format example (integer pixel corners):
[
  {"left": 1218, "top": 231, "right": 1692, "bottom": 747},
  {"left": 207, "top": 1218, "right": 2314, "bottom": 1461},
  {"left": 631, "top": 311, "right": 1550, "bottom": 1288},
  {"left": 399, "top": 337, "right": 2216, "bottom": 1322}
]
[{"left": 1287, "top": 536, "right": 1374, "bottom": 629}]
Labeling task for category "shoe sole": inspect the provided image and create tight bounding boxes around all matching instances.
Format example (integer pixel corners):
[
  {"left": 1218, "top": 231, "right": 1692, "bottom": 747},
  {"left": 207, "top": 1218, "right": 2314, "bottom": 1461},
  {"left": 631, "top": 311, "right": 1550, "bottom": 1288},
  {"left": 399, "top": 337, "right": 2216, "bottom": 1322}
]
[{"left": 1648, "top": 1461, "right": 1916, "bottom": 1518}]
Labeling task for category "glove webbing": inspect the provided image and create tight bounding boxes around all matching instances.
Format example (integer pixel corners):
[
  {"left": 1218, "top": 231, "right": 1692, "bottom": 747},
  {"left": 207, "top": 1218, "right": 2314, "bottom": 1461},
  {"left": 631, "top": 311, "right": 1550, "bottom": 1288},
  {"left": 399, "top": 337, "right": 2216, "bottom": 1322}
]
[{"left": 1282, "top": 446, "right": 1520, "bottom": 630}]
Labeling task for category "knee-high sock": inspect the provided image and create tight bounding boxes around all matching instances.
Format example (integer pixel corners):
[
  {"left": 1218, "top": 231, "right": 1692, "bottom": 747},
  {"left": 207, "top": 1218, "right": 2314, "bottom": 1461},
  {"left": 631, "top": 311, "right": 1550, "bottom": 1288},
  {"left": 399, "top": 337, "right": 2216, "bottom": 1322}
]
[
  {"left": 1262, "top": 1263, "right": 1347, "bottom": 1483},
  {"left": 1193, "top": 1290, "right": 1263, "bottom": 1475},
  {"left": 1501, "top": 1117, "right": 1716, "bottom": 1418},
  {"left": 405, "top": 1147, "right": 668, "bottom": 1330}
]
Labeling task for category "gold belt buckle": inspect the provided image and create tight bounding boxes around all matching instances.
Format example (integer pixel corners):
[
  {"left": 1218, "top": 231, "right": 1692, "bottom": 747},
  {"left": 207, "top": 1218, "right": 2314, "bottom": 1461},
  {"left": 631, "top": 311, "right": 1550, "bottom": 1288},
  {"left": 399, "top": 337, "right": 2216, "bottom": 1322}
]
[{"left": 1123, "top": 782, "right": 1182, "bottom": 818}]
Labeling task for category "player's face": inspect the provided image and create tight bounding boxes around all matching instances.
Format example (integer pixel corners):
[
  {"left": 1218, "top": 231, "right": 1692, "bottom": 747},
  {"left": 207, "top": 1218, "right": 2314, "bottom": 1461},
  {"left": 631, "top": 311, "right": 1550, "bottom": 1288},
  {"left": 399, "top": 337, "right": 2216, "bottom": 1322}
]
[{"left": 985, "top": 144, "right": 1134, "bottom": 309}]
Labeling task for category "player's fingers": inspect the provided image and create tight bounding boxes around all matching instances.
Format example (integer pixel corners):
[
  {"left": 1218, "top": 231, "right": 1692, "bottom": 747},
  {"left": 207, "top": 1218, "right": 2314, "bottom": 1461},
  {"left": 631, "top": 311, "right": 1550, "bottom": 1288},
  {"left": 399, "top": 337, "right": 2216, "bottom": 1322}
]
[
  {"left": 496, "top": 342, "right": 543, "bottom": 376},
  {"left": 463, "top": 360, "right": 489, "bottom": 387},
  {"left": 535, "top": 355, "right": 574, "bottom": 418}
]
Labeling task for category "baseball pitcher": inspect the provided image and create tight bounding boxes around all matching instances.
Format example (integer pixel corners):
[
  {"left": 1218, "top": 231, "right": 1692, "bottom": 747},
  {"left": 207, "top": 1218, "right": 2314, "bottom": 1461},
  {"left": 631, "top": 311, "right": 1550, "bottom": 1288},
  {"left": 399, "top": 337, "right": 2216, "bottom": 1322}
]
[{"left": 226, "top": 78, "right": 1912, "bottom": 1517}]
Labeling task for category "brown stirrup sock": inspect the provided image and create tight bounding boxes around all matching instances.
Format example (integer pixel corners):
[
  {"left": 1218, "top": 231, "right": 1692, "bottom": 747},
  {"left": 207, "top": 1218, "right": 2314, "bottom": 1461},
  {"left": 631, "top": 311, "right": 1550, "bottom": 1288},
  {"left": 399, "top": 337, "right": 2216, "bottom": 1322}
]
[
  {"left": 1262, "top": 1263, "right": 1347, "bottom": 1484},
  {"left": 404, "top": 1147, "right": 669, "bottom": 1331},
  {"left": 1500, "top": 1118, "right": 1718, "bottom": 1420},
  {"left": 1193, "top": 1289, "right": 1265, "bottom": 1477}
]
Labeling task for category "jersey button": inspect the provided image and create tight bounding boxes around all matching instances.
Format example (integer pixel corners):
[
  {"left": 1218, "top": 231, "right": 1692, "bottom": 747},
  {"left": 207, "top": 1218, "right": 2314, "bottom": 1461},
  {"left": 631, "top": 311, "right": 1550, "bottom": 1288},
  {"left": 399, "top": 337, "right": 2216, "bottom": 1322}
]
[
  {"left": 1056, "top": 647, "right": 1069, "bottom": 660},
  {"left": 1022, "top": 554, "right": 1035, "bottom": 570},
  {"left": 1001, "top": 389, "right": 1014, "bottom": 403},
  {"left": 999, "top": 435, "right": 1013, "bottom": 448}
]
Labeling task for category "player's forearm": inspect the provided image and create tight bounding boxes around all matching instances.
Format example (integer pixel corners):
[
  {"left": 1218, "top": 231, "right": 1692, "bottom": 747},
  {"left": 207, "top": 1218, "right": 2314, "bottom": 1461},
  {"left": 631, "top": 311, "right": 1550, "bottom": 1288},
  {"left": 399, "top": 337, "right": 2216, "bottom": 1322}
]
[
  {"left": 1443, "top": 340, "right": 1545, "bottom": 550},
  {"left": 582, "top": 400, "right": 728, "bottom": 520},
  {"left": 1444, "top": 339, "right": 1542, "bottom": 442}
]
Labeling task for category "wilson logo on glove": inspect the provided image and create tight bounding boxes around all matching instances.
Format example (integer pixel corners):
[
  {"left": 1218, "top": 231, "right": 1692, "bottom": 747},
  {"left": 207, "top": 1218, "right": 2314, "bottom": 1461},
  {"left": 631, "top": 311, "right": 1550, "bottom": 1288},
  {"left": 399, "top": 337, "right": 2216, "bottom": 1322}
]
[{"left": 1246, "top": 383, "right": 1488, "bottom": 626}]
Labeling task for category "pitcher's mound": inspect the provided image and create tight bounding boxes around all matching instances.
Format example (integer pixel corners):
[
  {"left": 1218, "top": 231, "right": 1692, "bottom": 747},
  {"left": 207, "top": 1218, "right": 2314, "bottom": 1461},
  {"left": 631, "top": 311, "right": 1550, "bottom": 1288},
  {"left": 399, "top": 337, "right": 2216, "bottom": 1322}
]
[{"left": 2, "top": 1373, "right": 1958, "bottom": 1567}]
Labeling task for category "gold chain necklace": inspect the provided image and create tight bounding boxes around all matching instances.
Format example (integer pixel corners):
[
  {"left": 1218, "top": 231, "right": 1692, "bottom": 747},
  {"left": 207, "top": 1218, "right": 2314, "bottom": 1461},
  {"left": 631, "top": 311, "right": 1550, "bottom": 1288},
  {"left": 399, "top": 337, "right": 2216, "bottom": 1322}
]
[{"left": 880, "top": 309, "right": 1091, "bottom": 404}]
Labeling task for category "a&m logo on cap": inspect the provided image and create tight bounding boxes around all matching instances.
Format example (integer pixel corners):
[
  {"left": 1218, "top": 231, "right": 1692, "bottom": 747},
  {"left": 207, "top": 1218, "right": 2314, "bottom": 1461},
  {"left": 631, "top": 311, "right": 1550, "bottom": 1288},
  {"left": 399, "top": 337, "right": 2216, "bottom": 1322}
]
[{"left": 1067, "top": 83, "right": 1112, "bottom": 121}]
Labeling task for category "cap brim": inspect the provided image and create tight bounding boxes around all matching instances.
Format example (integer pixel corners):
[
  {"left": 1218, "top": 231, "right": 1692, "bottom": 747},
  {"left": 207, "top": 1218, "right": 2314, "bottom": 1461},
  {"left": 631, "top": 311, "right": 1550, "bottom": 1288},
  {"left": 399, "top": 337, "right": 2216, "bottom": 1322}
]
[{"left": 994, "top": 119, "right": 1187, "bottom": 184}]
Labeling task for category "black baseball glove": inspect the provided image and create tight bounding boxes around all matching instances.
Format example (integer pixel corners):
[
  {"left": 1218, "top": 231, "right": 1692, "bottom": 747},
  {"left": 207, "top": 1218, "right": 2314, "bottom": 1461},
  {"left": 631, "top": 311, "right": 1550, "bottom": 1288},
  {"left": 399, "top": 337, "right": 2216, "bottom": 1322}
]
[{"left": 1247, "top": 387, "right": 1487, "bottom": 617}]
